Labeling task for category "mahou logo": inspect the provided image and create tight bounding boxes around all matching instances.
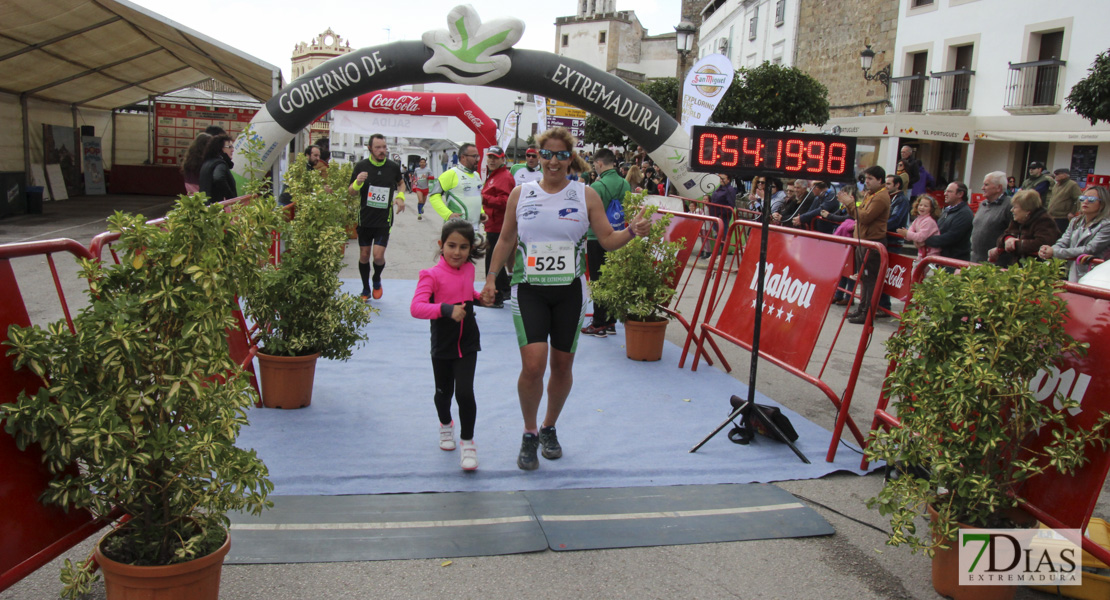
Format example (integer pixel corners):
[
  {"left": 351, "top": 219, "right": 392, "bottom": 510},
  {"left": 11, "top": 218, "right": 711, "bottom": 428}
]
[
  {"left": 367, "top": 93, "right": 422, "bottom": 112},
  {"left": 749, "top": 264, "right": 817, "bottom": 309}
]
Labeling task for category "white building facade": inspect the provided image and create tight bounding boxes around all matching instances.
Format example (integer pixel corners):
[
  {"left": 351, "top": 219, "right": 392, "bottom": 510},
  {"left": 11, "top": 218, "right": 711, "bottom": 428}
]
[
  {"left": 809, "top": 0, "right": 1110, "bottom": 190},
  {"left": 698, "top": 0, "right": 800, "bottom": 69},
  {"left": 554, "top": 4, "right": 679, "bottom": 84}
]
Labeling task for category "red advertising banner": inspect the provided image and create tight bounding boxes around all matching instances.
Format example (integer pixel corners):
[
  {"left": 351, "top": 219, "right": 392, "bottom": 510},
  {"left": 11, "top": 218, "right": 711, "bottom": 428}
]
[
  {"left": 154, "top": 103, "right": 258, "bottom": 166},
  {"left": 880, "top": 252, "right": 915, "bottom": 302},
  {"left": 713, "top": 229, "right": 851, "bottom": 371},
  {"left": 1018, "top": 289, "right": 1110, "bottom": 530}
]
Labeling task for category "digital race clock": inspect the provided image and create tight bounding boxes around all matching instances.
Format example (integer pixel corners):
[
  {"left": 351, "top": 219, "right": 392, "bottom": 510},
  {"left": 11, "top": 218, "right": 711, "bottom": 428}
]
[{"left": 689, "top": 126, "right": 858, "bottom": 182}]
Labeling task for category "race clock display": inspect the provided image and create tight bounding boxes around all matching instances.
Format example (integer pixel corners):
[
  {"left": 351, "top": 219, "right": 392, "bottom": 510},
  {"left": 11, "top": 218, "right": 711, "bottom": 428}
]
[{"left": 689, "top": 126, "right": 857, "bottom": 182}]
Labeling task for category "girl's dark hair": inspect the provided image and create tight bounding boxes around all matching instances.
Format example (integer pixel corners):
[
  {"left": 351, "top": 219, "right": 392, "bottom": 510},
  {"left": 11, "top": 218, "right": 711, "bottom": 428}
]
[
  {"left": 203, "top": 134, "right": 233, "bottom": 160},
  {"left": 182, "top": 133, "right": 211, "bottom": 177},
  {"left": 439, "top": 219, "right": 485, "bottom": 263}
]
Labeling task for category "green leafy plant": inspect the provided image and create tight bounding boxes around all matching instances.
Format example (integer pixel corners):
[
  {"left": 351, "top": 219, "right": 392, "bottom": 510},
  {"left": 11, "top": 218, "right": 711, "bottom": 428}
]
[
  {"left": 1066, "top": 48, "right": 1110, "bottom": 126},
  {"left": 589, "top": 192, "right": 683, "bottom": 322},
  {"left": 1, "top": 195, "right": 278, "bottom": 598},
  {"left": 865, "top": 260, "right": 1110, "bottom": 554},
  {"left": 244, "top": 170, "right": 375, "bottom": 358}
]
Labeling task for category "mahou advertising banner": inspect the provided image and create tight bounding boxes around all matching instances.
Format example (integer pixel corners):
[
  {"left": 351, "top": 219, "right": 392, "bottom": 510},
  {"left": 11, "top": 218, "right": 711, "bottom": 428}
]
[
  {"left": 680, "top": 54, "right": 734, "bottom": 135},
  {"left": 715, "top": 229, "right": 851, "bottom": 371}
]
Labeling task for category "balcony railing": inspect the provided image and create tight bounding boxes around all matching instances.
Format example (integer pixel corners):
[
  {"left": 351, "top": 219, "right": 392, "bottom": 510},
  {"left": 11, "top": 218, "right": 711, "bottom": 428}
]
[
  {"left": 927, "top": 69, "right": 974, "bottom": 113},
  {"left": 890, "top": 74, "right": 929, "bottom": 113},
  {"left": 1004, "top": 59, "right": 1066, "bottom": 114}
]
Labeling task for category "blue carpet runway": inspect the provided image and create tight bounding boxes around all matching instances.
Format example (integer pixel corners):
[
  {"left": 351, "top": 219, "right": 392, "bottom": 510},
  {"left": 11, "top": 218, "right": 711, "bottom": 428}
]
[{"left": 237, "top": 279, "right": 871, "bottom": 496}]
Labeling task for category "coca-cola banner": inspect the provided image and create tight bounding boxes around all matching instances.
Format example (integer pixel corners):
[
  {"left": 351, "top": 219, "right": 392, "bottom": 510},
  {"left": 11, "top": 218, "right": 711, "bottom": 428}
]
[
  {"left": 332, "top": 90, "right": 498, "bottom": 158},
  {"left": 713, "top": 228, "right": 851, "bottom": 371},
  {"left": 881, "top": 252, "right": 914, "bottom": 302},
  {"left": 236, "top": 4, "right": 718, "bottom": 199}
]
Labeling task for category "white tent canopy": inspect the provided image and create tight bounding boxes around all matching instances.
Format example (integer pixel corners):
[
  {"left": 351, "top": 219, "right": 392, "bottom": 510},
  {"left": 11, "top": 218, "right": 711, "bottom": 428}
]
[
  {"left": 0, "top": 0, "right": 281, "bottom": 109},
  {"left": 0, "top": 0, "right": 282, "bottom": 175}
]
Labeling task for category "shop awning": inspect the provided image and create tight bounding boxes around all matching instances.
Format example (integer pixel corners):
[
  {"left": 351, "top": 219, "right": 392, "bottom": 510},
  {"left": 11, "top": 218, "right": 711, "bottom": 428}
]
[
  {"left": 0, "top": 0, "right": 282, "bottom": 110},
  {"left": 974, "top": 130, "right": 1110, "bottom": 142}
]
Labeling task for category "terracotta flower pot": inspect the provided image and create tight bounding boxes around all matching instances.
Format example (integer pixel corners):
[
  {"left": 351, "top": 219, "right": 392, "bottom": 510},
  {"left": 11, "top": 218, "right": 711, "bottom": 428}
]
[
  {"left": 95, "top": 530, "right": 230, "bottom": 600},
  {"left": 927, "top": 504, "right": 1017, "bottom": 600},
  {"left": 623, "top": 318, "right": 668, "bottom": 361},
  {"left": 256, "top": 351, "right": 320, "bottom": 409}
]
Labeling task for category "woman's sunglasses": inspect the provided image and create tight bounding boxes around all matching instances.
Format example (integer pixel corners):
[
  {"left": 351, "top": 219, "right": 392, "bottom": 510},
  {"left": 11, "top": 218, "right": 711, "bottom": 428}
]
[
  {"left": 1079, "top": 195, "right": 1100, "bottom": 203},
  {"left": 538, "top": 149, "right": 572, "bottom": 161}
]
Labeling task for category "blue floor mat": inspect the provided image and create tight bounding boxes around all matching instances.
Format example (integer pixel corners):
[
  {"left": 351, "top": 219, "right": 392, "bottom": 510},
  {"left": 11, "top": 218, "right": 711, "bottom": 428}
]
[{"left": 236, "top": 279, "right": 869, "bottom": 496}]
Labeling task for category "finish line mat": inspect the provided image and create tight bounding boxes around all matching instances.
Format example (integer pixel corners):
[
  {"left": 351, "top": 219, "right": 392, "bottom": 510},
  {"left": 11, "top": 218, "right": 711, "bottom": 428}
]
[
  {"left": 236, "top": 278, "right": 872, "bottom": 497},
  {"left": 226, "top": 484, "right": 832, "bottom": 563}
]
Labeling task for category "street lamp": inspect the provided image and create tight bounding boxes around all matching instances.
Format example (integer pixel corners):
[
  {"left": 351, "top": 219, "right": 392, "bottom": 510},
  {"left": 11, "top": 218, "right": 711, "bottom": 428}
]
[
  {"left": 674, "top": 19, "right": 697, "bottom": 119},
  {"left": 859, "top": 44, "right": 891, "bottom": 92},
  {"left": 513, "top": 96, "right": 524, "bottom": 162}
]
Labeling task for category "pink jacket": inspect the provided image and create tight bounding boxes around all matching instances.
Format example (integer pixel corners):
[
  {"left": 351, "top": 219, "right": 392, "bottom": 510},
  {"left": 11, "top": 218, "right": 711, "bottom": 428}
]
[
  {"left": 903, "top": 214, "right": 941, "bottom": 259},
  {"left": 411, "top": 257, "right": 482, "bottom": 358}
]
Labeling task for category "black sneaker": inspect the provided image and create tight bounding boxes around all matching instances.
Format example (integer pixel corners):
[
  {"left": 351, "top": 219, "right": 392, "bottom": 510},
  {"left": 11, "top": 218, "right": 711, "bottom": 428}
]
[
  {"left": 605, "top": 323, "right": 616, "bottom": 334},
  {"left": 517, "top": 433, "right": 540, "bottom": 470},
  {"left": 539, "top": 426, "right": 562, "bottom": 459}
]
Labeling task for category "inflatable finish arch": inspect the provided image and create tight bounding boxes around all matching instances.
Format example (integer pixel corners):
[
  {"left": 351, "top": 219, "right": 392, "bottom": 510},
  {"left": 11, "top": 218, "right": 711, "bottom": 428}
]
[{"left": 235, "top": 4, "right": 717, "bottom": 198}]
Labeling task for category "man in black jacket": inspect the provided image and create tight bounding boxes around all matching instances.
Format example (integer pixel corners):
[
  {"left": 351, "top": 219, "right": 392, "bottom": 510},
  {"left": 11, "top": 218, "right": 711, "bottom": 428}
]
[
  {"left": 793, "top": 181, "right": 838, "bottom": 233},
  {"left": 924, "top": 181, "right": 974, "bottom": 262}
]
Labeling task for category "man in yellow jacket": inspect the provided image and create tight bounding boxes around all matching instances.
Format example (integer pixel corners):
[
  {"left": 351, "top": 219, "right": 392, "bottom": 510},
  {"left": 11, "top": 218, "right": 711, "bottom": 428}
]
[{"left": 428, "top": 143, "right": 487, "bottom": 230}]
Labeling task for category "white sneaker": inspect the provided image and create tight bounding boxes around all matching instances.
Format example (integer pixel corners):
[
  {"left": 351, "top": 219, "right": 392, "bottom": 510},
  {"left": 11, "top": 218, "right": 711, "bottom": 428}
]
[
  {"left": 439, "top": 422, "right": 456, "bottom": 451},
  {"left": 460, "top": 440, "right": 478, "bottom": 470}
]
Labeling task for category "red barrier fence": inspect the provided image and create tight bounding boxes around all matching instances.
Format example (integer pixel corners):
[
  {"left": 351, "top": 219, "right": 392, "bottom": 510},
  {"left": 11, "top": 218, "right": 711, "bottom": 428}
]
[
  {"left": 866, "top": 255, "right": 1110, "bottom": 566},
  {"left": 1, "top": 195, "right": 280, "bottom": 592},
  {"left": 690, "top": 220, "right": 888, "bottom": 462},
  {"left": 0, "top": 240, "right": 118, "bottom": 592}
]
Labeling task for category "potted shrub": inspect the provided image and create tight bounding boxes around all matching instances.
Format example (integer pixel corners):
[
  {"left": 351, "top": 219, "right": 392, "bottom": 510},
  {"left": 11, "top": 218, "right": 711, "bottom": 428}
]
[
  {"left": 864, "top": 260, "right": 1110, "bottom": 600},
  {"left": 589, "top": 192, "right": 683, "bottom": 361},
  {"left": 243, "top": 176, "right": 375, "bottom": 409},
  {"left": 281, "top": 153, "right": 357, "bottom": 238},
  {"left": 1, "top": 195, "right": 277, "bottom": 599}
]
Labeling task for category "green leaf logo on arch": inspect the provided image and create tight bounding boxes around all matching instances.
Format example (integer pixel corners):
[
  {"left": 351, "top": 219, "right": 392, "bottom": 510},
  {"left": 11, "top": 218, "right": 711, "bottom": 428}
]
[{"left": 422, "top": 5, "right": 523, "bottom": 86}]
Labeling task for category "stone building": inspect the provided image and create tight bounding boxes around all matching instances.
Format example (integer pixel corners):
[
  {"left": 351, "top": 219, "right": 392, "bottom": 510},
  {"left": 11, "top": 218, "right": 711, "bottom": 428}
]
[
  {"left": 555, "top": 2, "right": 694, "bottom": 84},
  {"left": 291, "top": 28, "right": 353, "bottom": 147}
]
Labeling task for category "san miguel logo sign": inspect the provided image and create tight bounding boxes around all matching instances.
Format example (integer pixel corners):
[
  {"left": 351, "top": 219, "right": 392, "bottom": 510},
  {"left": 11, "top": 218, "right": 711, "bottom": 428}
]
[{"left": 690, "top": 67, "right": 730, "bottom": 97}]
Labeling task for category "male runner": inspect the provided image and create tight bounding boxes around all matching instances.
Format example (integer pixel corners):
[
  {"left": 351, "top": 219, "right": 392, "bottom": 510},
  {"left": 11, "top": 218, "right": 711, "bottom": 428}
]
[
  {"left": 411, "top": 157, "right": 435, "bottom": 220},
  {"left": 349, "top": 134, "right": 406, "bottom": 301},
  {"left": 428, "top": 143, "right": 486, "bottom": 229},
  {"left": 511, "top": 147, "right": 543, "bottom": 186}
]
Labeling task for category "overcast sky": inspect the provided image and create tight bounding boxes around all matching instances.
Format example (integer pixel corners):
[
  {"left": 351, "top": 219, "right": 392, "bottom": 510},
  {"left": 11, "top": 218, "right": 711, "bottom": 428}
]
[{"left": 132, "top": 0, "right": 677, "bottom": 82}]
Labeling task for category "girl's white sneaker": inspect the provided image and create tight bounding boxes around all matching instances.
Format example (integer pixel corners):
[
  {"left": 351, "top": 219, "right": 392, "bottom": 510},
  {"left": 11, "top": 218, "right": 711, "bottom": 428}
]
[
  {"left": 460, "top": 440, "right": 478, "bottom": 471},
  {"left": 439, "top": 422, "right": 456, "bottom": 451}
]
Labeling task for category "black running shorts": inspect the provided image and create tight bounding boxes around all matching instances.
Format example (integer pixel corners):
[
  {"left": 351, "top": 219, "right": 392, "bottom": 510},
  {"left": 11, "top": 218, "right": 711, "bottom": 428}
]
[
  {"left": 357, "top": 225, "right": 390, "bottom": 248},
  {"left": 511, "top": 277, "right": 587, "bottom": 353}
]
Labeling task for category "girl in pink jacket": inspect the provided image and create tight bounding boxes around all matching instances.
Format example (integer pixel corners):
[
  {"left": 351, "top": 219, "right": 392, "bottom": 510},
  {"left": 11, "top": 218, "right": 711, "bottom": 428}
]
[
  {"left": 899, "top": 195, "right": 942, "bottom": 260},
  {"left": 410, "top": 220, "right": 490, "bottom": 471}
]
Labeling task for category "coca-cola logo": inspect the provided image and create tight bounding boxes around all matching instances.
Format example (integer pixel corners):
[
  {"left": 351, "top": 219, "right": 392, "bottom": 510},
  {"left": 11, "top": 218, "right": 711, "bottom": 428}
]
[
  {"left": 463, "top": 110, "right": 484, "bottom": 128},
  {"left": 366, "top": 93, "right": 422, "bottom": 113},
  {"left": 884, "top": 264, "right": 906, "bottom": 289}
]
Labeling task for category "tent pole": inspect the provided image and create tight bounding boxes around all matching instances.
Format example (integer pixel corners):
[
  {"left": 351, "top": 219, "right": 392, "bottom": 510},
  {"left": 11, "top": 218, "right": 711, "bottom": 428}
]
[
  {"left": 110, "top": 110, "right": 117, "bottom": 170},
  {"left": 21, "top": 94, "right": 31, "bottom": 181},
  {"left": 147, "top": 95, "right": 154, "bottom": 164}
]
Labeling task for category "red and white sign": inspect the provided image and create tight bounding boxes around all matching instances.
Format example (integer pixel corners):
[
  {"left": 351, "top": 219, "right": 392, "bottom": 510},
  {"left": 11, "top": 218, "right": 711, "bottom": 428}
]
[
  {"left": 881, "top": 252, "right": 915, "bottom": 302},
  {"left": 1019, "top": 290, "right": 1110, "bottom": 530},
  {"left": 154, "top": 103, "right": 258, "bottom": 166},
  {"left": 714, "top": 229, "right": 851, "bottom": 371},
  {"left": 333, "top": 90, "right": 498, "bottom": 155}
]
